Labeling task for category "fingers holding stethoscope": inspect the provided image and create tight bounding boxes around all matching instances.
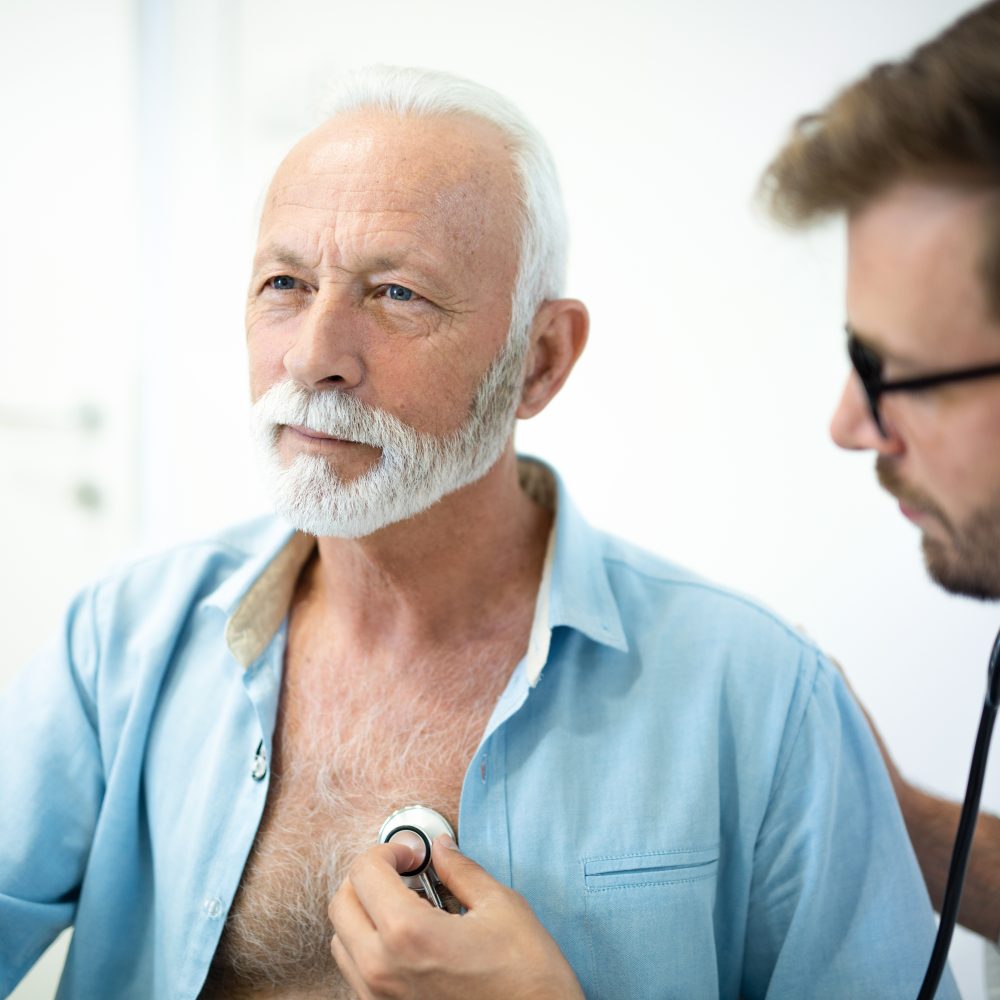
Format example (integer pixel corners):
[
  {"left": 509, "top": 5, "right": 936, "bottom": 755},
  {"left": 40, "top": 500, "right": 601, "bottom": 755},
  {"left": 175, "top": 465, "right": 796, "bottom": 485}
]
[{"left": 329, "top": 840, "right": 449, "bottom": 998}]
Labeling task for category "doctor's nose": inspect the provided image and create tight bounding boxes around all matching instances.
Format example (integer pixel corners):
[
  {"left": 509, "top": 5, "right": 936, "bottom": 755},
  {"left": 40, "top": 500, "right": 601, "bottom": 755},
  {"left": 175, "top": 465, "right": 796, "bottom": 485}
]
[
  {"left": 829, "top": 375, "right": 902, "bottom": 455},
  {"left": 283, "top": 294, "right": 364, "bottom": 392}
]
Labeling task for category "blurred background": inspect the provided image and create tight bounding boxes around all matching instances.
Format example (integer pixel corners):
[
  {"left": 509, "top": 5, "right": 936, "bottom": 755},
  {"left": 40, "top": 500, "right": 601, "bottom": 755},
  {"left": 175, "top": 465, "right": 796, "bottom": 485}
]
[{"left": 3, "top": 0, "right": 997, "bottom": 996}]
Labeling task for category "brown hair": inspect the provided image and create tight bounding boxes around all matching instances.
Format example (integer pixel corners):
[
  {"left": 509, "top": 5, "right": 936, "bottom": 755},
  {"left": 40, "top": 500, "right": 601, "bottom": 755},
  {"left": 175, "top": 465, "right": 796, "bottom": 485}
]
[{"left": 761, "top": 1, "right": 1000, "bottom": 311}]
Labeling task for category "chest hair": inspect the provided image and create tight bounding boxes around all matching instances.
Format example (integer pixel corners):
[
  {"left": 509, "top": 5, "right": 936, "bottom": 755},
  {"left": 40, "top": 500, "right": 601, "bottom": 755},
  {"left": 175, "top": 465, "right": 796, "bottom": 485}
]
[{"left": 200, "top": 630, "right": 519, "bottom": 999}]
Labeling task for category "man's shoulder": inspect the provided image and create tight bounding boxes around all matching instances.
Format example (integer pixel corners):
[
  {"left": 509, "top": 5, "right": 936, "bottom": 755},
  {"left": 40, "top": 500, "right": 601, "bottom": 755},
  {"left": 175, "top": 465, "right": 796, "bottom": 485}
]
[
  {"left": 85, "top": 514, "right": 295, "bottom": 618},
  {"left": 587, "top": 531, "right": 843, "bottom": 772},
  {"left": 25, "top": 516, "right": 297, "bottom": 728},
  {"left": 597, "top": 530, "right": 715, "bottom": 588},
  {"left": 547, "top": 465, "right": 818, "bottom": 669},
  {"left": 587, "top": 527, "right": 834, "bottom": 709},
  {"left": 598, "top": 530, "right": 814, "bottom": 651}
]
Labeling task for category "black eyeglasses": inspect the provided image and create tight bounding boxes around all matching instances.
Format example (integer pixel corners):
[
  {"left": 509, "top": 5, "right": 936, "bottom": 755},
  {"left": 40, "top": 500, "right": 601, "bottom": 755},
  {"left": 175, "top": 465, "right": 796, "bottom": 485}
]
[{"left": 846, "top": 330, "right": 1000, "bottom": 436}]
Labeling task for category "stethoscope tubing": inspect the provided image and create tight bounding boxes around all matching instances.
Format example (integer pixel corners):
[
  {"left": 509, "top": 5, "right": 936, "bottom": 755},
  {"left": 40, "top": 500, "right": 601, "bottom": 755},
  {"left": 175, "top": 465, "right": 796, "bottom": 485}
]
[{"left": 916, "top": 624, "right": 1000, "bottom": 998}]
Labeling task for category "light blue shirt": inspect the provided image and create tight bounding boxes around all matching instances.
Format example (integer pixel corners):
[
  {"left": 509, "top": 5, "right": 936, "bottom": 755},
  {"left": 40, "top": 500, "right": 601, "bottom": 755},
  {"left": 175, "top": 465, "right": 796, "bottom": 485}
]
[{"left": 0, "top": 461, "right": 956, "bottom": 999}]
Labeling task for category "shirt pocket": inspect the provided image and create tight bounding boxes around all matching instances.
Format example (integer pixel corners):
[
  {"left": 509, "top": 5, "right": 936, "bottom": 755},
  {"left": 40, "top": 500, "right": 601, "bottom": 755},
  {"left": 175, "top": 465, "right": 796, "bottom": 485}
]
[
  {"left": 583, "top": 846, "right": 720, "bottom": 891},
  {"left": 582, "top": 846, "right": 721, "bottom": 1000}
]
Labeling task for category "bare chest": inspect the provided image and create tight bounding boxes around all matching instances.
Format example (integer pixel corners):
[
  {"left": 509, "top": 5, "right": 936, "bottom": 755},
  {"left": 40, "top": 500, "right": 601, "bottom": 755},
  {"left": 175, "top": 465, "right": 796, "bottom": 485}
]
[{"left": 200, "top": 635, "right": 514, "bottom": 999}]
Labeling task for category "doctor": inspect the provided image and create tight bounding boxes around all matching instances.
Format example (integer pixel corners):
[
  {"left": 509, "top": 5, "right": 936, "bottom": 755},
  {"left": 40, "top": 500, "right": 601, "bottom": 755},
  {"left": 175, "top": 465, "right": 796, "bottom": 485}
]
[{"left": 761, "top": 0, "right": 1000, "bottom": 970}]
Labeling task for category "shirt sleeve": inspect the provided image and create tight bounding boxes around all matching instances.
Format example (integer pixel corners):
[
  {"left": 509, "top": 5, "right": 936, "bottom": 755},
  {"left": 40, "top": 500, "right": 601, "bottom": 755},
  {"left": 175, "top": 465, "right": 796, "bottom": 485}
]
[
  {"left": 0, "top": 585, "right": 105, "bottom": 995},
  {"left": 741, "top": 650, "right": 960, "bottom": 999}
]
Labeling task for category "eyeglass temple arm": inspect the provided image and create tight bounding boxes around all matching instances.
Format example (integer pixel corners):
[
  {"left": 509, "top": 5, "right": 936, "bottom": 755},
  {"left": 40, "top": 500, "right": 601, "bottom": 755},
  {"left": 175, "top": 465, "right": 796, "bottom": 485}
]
[{"left": 880, "top": 361, "right": 1000, "bottom": 394}]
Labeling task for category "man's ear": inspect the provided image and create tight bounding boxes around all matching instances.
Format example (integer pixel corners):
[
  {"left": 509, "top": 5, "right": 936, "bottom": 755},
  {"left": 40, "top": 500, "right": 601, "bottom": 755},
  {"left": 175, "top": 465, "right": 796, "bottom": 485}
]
[{"left": 517, "top": 299, "right": 589, "bottom": 419}]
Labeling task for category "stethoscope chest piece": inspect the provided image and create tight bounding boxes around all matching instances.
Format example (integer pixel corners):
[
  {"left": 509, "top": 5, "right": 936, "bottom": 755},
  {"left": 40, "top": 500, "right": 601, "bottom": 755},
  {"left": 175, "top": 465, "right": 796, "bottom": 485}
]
[{"left": 378, "top": 804, "right": 455, "bottom": 909}]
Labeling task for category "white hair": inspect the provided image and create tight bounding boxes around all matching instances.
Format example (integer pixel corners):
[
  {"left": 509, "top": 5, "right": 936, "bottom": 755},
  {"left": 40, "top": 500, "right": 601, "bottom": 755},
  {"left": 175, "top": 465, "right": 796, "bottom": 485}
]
[{"left": 324, "top": 65, "right": 569, "bottom": 348}]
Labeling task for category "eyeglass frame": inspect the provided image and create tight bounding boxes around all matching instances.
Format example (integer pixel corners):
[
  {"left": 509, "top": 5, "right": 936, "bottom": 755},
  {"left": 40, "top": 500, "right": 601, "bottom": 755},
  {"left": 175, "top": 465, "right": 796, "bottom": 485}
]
[{"left": 846, "top": 327, "right": 1000, "bottom": 437}]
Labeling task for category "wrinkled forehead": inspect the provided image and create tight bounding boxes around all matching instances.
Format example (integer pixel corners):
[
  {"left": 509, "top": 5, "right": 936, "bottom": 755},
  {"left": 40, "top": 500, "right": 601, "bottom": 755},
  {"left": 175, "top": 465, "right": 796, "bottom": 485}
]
[{"left": 259, "top": 110, "right": 522, "bottom": 263}]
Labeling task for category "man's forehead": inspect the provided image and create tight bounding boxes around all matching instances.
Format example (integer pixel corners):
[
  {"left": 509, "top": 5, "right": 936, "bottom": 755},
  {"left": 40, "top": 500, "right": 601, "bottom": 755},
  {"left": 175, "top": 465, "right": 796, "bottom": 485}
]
[
  {"left": 846, "top": 180, "right": 1000, "bottom": 364},
  {"left": 266, "top": 110, "right": 517, "bottom": 213},
  {"left": 255, "top": 110, "right": 521, "bottom": 270},
  {"left": 848, "top": 181, "right": 991, "bottom": 252}
]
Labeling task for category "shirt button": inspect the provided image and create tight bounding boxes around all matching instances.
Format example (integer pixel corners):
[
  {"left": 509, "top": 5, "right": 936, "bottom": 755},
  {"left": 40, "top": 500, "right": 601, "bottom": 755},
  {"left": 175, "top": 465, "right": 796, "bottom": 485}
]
[
  {"left": 251, "top": 741, "right": 268, "bottom": 781},
  {"left": 203, "top": 897, "right": 223, "bottom": 919}
]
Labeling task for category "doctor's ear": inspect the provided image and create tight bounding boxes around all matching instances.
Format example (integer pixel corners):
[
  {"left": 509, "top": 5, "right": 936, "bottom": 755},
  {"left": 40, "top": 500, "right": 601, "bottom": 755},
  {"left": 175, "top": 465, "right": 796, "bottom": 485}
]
[{"left": 516, "top": 298, "right": 588, "bottom": 419}]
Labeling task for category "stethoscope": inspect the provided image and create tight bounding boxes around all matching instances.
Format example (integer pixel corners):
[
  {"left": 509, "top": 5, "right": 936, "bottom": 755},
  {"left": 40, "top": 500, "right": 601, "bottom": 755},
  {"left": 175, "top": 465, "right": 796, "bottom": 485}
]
[
  {"left": 916, "top": 625, "right": 1000, "bottom": 998},
  {"left": 376, "top": 629, "right": 1000, "bottom": 998},
  {"left": 378, "top": 804, "right": 456, "bottom": 910}
]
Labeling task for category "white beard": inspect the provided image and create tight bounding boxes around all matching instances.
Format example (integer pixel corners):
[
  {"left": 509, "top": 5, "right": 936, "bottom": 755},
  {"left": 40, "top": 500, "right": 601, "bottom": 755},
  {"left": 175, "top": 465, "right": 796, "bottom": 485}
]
[{"left": 250, "top": 333, "right": 527, "bottom": 538}]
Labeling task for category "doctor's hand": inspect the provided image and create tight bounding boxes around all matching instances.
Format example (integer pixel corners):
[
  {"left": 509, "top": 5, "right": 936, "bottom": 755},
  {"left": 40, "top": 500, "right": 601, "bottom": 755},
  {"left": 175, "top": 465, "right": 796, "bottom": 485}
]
[
  {"left": 827, "top": 653, "right": 910, "bottom": 800},
  {"left": 329, "top": 835, "right": 585, "bottom": 1000}
]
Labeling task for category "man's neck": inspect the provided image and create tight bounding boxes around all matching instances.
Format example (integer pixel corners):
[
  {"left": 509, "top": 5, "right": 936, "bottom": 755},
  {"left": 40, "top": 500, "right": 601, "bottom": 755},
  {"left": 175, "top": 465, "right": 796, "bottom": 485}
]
[{"left": 300, "top": 451, "right": 553, "bottom": 656}]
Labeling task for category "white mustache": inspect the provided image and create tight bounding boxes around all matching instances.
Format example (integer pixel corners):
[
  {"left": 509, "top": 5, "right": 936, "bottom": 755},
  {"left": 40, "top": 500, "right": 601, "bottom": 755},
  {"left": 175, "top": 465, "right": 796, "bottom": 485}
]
[
  {"left": 252, "top": 381, "right": 422, "bottom": 452},
  {"left": 249, "top": 341, "right": 522, "bottom": 538}
]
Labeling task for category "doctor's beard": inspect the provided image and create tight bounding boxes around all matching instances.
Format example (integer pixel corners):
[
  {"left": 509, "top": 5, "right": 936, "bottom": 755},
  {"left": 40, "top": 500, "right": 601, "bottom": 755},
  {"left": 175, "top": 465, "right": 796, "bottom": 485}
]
[
  {"left": 877, "top": 458, "right": 1000, "bottom": 600},
  {"left": 251, "top": 332, "right": 527, "bottom": 539}
]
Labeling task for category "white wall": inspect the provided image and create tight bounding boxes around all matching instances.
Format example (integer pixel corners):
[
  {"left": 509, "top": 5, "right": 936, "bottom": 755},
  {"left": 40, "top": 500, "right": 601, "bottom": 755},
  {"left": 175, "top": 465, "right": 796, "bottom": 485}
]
[
  {"left": 1, "top": 0, "right": 139, "bottom": 665},
  {"left": 4, "top": 0, "right": 998, "bottom": 997}
]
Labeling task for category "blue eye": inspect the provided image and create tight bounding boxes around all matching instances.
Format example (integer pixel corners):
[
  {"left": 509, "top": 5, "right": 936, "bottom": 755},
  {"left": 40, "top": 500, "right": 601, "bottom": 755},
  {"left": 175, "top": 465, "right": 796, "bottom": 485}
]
[
  {"left": 386, "top": 284, "right": 414, "bottom": 301},
  {"left": 269, "top": 275, "right": 297, "bottom": 291}
]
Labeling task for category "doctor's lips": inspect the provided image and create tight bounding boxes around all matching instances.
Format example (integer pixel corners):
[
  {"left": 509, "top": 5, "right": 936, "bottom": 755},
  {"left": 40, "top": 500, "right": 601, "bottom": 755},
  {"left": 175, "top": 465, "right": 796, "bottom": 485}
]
[
  {"left": 876, "top": 461, "right": 943, "bottom": 525},
  {"left": 897, "top": 500, "right": 926, "bottom": 523},
  {"left": 878, "top": 479, "right": 927, "bottom": 520}
]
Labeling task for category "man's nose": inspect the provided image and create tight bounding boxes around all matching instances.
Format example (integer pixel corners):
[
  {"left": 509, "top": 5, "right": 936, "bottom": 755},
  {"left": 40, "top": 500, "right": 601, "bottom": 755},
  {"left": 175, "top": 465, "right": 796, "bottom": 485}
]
[
  {"left": 282, "top": 291, "right": 364, "bottom": 391},
  {"left": 829, "top": 375, "right": 903, "bottom": 455}
]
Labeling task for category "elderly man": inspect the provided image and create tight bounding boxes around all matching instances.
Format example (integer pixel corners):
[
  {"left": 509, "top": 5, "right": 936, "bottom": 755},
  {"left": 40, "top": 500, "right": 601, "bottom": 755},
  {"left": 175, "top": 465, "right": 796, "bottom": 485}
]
[
  {"left": 0, "top": 68, "right": 952, "bottom": 999},
  {"left": 761, "top": 0, "right": 1000, "bottom": 985}
]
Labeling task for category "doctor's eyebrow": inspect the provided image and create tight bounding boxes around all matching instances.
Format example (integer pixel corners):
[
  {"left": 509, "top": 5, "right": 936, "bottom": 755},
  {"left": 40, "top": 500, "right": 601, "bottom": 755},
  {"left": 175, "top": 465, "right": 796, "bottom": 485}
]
[
  {"left": 844, "top": 321, "right": 874, "bottom": 343},
  {"left": 846, "top": 322, "right": 892, "bottom": 356},
  {"left": 845, "top": 322, "right": 926, "bottom": 370}
]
